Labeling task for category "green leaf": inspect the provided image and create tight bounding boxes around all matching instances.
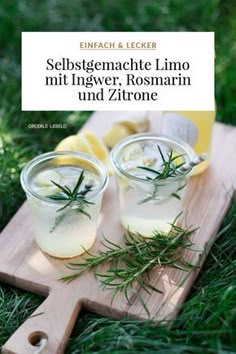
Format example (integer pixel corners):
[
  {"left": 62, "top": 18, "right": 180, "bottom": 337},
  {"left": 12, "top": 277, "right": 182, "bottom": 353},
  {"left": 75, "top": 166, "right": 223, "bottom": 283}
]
[
  {"left": 49, "top": 170, "right": 93, "bottom": 231},
  {"left": 60, "top": 221, "right": 198, "bottom": 314}
]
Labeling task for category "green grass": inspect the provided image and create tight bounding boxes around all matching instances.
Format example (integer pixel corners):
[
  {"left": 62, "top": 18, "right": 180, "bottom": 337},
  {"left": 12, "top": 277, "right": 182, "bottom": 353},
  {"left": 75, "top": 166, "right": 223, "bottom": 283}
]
[
  {"left": 0, "top": 203, "right": 235, "bottom": 353},
  {"left": 0, "top": 0, "right": 235, "bottom": 352}
]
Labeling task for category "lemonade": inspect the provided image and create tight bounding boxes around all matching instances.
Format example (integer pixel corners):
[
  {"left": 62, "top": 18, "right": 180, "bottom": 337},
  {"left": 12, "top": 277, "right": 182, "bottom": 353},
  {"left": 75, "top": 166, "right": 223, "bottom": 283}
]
[
  {"left": 119, "top": 170, "right": 187, "bottom": 234},
  {"left": 21, "top": 152, "right": 108, "bottom": 258},
  {"left": 111, "top": 134, "right": 196, "bottom": 236}
]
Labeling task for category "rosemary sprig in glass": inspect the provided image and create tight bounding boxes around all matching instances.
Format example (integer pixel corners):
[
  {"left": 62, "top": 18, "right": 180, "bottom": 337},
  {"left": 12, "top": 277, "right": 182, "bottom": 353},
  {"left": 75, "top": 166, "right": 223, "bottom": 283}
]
[
  {"left": 61, "top": 221, "right": 199, "bottom": 313},
  {"left": 47, "top": 170, "right": 94, "bottom": 233},
  {"left": 138, "top": 145, "right": 186, "bottom": 204}
]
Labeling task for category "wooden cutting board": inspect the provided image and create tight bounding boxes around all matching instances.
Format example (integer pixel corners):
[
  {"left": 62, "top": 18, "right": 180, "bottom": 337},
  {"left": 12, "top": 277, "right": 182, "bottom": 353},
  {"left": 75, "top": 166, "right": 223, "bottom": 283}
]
[{"left": 1, "top": 112, "right": 236, "bottom": 354}]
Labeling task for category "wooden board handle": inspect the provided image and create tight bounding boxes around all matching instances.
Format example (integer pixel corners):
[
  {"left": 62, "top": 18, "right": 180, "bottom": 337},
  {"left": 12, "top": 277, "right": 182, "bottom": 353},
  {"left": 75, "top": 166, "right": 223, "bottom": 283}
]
[{"left": 2, "top": 287, "right": 81, "bottom": 354}]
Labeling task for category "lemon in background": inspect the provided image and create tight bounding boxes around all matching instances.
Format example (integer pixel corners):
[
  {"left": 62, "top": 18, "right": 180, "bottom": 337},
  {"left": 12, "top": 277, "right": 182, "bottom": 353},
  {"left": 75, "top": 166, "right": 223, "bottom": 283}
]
[{"left": 55, "top": 130, "right": 113, "bottom": 175}]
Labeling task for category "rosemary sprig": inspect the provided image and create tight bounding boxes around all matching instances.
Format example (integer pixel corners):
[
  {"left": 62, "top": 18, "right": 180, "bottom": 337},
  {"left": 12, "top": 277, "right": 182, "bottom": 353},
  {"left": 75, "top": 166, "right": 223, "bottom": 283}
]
[
  {"left": 61, "top": 222, "right": 199, "bottom": 313},
  {"left": 139, "top": 145, "right": 185, "bottom": 181},
  {"left": 138, "top": 146, "right": 186, "bottom": 204},
  {"left": 47, "top": 170, "right": 94, "bottom": 233}
]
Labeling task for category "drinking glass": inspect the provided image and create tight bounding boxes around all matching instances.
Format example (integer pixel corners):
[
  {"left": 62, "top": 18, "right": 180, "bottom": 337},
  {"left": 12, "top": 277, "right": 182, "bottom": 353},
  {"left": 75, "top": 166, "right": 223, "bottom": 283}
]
[
  {"left": 21, "top": 151, "right": 108, "bottom": 258},
  {"left": 111, "top": 134, "right": 196, "bottom": 236}
]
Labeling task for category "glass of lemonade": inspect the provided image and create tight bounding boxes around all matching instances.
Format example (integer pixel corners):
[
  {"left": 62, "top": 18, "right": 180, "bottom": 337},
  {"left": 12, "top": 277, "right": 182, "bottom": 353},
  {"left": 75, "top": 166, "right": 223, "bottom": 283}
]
[
  {"left": 111, "top": 134, "right": 196, "bottom": 236},
  {"left": 21, "top": 151, "right": 108, "bottom": 258}
]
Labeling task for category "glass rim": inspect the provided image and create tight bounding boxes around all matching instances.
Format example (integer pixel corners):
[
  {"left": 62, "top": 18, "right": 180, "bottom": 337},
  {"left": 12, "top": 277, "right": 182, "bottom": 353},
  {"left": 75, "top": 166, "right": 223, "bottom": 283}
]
[
  {"left": 20, "top": 151, "right": 109, "bottom": 206},
  {"left": 110, "top": 133, "right": 196, "bottom": 185}
]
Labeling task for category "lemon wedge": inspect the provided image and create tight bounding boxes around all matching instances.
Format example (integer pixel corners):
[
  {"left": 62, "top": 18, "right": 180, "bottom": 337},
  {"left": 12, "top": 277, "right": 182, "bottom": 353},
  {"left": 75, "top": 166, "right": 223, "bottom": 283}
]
[
  {"left": 103, "top": 124, "right": 133, "bottom": 149},
  {"left": 55, "top": 130, "right": 113, "bottom": 175},
  {"left": 103, "top": 112, "right": 149, "bottom": 149},
  {"left": 55, "top": 134, "right": 93, "bottom": 154}
]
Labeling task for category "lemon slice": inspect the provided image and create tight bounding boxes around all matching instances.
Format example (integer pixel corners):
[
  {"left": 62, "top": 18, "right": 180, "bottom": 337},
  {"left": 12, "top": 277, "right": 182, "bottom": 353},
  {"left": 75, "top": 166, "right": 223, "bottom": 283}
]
[
  {"left": 122, "top": 143, "right": 143, "bottom": 163},
  {"left": 55, "top": 130, "right": 113, "bottom": 175},
  {"left": 171, "top": 151, "right": 185, "bottom": 166},
  {"left": 34, "top": 170, "right": 61, "bottom": 187},
  {"left": 36, "top": 186, "right": 60, "bottom": 197}
]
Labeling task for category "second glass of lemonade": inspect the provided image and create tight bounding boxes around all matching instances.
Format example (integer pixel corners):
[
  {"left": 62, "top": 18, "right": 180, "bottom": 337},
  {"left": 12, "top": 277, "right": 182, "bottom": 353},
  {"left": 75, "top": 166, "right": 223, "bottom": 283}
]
[
  {"left": 111, "top": 134, "right": 196, "bottom": 236},
  {"left": 21, "top": 151, "right": 108, "bottom": 258}
]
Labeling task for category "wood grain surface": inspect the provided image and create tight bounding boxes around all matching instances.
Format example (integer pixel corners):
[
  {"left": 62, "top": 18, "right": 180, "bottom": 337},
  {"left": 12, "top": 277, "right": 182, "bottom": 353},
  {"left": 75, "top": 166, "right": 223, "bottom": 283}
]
[{"left": 1, "top": 112, "right": 236, "bottom": 354}]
